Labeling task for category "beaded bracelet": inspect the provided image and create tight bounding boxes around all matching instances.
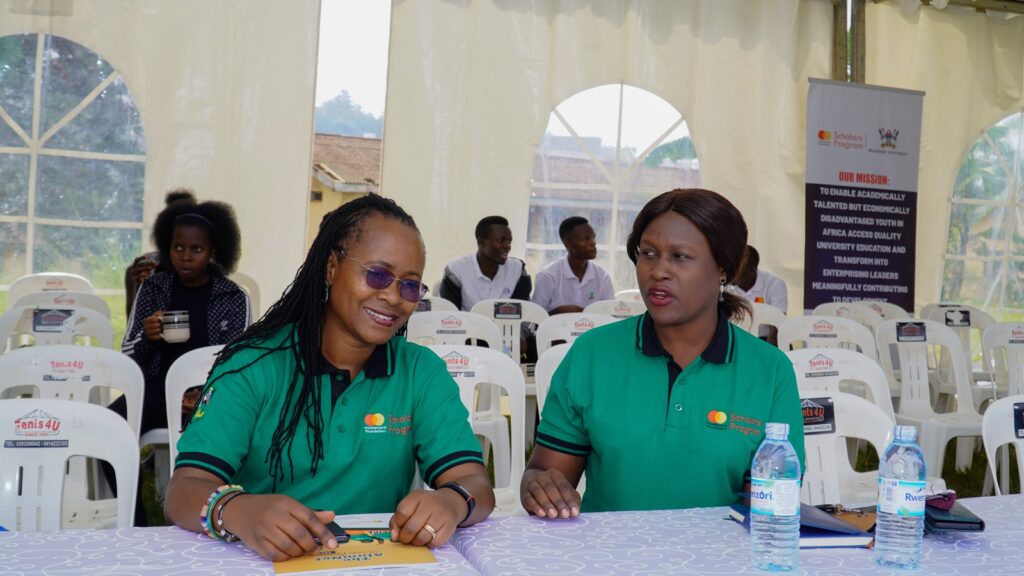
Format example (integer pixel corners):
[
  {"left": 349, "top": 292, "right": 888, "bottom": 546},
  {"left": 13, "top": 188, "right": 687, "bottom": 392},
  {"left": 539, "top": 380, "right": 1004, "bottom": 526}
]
[
  {"left": 200, "top": 484, "right": 244, "bottom": 541},
  {"left": 213, "top": 490, "right": 245, "bottom": 542}
]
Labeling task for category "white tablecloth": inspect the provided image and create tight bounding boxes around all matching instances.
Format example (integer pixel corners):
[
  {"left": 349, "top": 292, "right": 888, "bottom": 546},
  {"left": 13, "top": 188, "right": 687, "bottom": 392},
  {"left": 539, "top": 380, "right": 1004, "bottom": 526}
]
[{"left": 451, "top": 494, "right": 1024, "bottom": 575}]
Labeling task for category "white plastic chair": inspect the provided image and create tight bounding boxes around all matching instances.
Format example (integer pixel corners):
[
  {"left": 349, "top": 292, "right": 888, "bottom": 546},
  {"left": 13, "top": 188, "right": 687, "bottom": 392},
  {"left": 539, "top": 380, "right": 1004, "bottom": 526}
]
[
  {"left": 614, "top": 289, "right": 643, "bottom": 303},
  {"left": 414, "top": 296, "right": 458, "bottom": 313},
  {"left": 778, "top": 315, "right": 877, "bottom": 360},
  {"left": 875, "top": 319, "right": 984, "bottom": 474},
  {"left": 983, "top": 322, "right": 1024, "bottom": 398},
  {"left": 7, "top": 272, "right": 93, "bottom": 304},
  {"left": 406, "top": 311, "right": 501, "bottom": 348},
  {"left": 13, "top": 291, "right": 111, "bottom": 319},
  {"left": 139, "top": 345, "right": 223, "bottom": 496},
  {"left": 0, "top": 345, "right": 145, "bottom": 528},
  {"left": 0, "top": 398, "right": 139, "bottom": 530},
  {"left": 583, "top": 299, "right": 645, "bottom": 318},
  {"left": 535, "top": 313, "right": 615, "bottom": 357},
  {"left": 737, "top": 302, "right": 787, "bottom": 337},
  {"left": 787, "top": 348, "right": 894, "bottom": 420},
  {"left": 469, "top": 299, "right": 549, "bottom": 363},
  {"left": 798, "top": 391, "right": 893, "bottom": 507},
  {"left": 0, "top": 305, "right": 113, "bottom": 351},
  {"left": 534, "top": 344, "right": 570, "bottom": 414},
  {"left": 229, "top": 272, "right": 260, "bottom": 318},
  {"left": 923, "top": 304, "right": 997, "bottom": 411},
  {"left": 813, "top": 302, "right": 885, "bottom": 332},
  {"left": 858, "top": 300, "right": 911, "bottom": 320},
  {"left": 429, "top": 345, "right": 525, "bottom": 510},
  {"left": 981, "top": 394, "right": 1024, "bottom": 496}
]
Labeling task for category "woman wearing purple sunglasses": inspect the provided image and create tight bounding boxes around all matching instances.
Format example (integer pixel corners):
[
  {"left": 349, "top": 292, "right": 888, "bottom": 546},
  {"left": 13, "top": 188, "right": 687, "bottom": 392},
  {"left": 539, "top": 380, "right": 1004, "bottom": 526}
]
[{"left": 165, "top": 194, "right": 493, "bottom": 562}]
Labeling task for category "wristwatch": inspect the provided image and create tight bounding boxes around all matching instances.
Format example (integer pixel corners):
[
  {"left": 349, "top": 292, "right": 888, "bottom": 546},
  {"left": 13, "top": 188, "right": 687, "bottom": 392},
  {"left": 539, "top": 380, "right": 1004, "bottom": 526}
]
[{"left": 437, "top": 481, "right": 476, "bottom": 525}]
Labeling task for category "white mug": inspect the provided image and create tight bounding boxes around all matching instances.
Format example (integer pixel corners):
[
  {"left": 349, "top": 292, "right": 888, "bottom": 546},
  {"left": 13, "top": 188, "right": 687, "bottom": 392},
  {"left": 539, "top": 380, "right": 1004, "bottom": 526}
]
[{"left": 162, "top": 310, "right": 191, "bottom": 343}]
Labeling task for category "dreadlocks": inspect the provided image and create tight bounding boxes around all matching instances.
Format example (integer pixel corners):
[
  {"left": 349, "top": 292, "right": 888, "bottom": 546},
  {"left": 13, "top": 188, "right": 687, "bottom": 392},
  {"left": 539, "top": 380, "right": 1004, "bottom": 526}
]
[{"left": 192, "top": 194, "right": 418, "bottom": 489}]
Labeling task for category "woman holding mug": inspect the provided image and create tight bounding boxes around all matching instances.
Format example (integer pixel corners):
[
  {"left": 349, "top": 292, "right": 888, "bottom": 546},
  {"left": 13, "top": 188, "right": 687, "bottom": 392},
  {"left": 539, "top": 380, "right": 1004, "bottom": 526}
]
[{"left": 121, "top": 198, "right": 250, "bottom": 434}]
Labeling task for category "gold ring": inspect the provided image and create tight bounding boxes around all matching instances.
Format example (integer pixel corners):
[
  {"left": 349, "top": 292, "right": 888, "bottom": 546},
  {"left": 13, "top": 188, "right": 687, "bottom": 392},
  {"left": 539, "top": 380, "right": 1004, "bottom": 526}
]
[{"left": 423, "top": 523, "right": 437, "bottom": 540}]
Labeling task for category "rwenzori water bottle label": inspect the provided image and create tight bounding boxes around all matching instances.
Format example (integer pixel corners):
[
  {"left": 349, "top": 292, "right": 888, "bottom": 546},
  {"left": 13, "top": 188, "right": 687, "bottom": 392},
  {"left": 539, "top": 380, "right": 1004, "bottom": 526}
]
[
  {"left": 750, "top": 478, "right": 800, "bottom": 516},
  {"left": 878, "top": 479, "right": 926, "bottom": 517}
]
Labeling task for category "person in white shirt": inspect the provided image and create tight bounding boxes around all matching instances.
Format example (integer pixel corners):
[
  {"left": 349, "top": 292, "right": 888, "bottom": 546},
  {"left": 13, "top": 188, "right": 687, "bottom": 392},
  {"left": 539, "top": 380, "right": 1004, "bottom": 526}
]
[
  {"left": 732, "top": 245, "right": 787, "bottom": 345},
  {"left": 439, "top": 215, "right": 532, "bottom": 311},
  {"left": 734, "top": 246, "right": 788, "bottom": 314},
  {"left": 532, "top": 217, "right": 614, "bottom": 314}
]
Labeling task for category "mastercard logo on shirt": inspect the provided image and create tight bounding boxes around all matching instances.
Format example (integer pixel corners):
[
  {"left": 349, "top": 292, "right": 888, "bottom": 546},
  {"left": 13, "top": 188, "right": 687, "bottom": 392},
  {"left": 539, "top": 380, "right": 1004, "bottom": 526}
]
[
  {"left": 364, "top": 413, "right": 385, "bottom": 427},
  {"left": 706, "top": 410, "right": 728, "bottom": 429}
]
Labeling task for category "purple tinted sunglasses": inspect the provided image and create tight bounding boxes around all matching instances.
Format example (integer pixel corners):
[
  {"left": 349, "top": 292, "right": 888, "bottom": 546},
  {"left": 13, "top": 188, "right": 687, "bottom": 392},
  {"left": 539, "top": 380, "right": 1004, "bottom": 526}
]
[{"left": 338, "top": 251, "right": 428, "bottom": 303}]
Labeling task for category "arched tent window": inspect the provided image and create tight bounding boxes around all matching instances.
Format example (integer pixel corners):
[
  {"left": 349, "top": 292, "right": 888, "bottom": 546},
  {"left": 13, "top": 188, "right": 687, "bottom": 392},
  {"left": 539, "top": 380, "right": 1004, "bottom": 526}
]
[
  {"left": 0, "top": 34, "right": 146, "bottom": 300},
  {"left": 526, "top": 84, "right": 700, "bottom": 292},
  {"left": 941, "top": 111, "right": 1023, "bottom": 318}
]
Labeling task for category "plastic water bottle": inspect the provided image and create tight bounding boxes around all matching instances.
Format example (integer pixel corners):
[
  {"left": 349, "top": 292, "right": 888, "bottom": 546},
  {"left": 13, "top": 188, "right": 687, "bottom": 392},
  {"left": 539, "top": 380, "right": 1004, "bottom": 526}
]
[
  {"left": 750, "top": 422, "right": 801, "bottom": 572},
  {"left": 875, "top": 425, "right": 927, "bottom": 569}
]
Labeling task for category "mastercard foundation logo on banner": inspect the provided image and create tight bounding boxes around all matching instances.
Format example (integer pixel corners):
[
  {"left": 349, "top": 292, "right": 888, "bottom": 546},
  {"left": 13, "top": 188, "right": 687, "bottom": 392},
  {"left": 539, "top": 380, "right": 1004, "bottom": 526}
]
[{"left": 706, "top": 410, "right": 728, "bottom": 428}]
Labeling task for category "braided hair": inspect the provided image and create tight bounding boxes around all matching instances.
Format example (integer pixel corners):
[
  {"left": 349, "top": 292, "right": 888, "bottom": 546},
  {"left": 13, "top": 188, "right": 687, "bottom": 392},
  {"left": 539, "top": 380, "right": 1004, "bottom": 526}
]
[{"left": 191, "top": 194, "right": 419, "bottom": 488}]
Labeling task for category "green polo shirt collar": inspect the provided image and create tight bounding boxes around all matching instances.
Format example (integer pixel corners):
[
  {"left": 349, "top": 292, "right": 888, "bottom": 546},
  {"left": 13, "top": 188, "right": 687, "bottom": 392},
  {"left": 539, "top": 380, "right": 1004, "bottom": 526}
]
[{"left": 635, "top": 308, "right": 735, "bottom": 365}]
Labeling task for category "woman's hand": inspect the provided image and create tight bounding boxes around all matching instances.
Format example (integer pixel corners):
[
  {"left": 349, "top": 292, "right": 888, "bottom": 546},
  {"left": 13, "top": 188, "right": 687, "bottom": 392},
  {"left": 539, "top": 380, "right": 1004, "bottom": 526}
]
[
  {"left": 521, "top": 468, "right": 581, "bottom": 519},
  {"left": 389, "top": 489, "right": 463, "bottom": 548},
  {"left": 219, "top": 493, "right": 338, "bottom": 562},
  {"left": 143, "top": 311, "right": 164, "bottom": 341}
]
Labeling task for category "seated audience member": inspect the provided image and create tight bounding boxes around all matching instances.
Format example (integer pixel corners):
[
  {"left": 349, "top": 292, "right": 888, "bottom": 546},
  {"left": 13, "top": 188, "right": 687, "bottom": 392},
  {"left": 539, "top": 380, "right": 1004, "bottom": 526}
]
[
  {"left": 439, "top": 215, "right": 531, "bottom": 311},
  {"left": 520, "top": 188, "right": 804, "bottom": 517},
  {"left": 165, "top": 195, "right": 494, "bottom": 561},
  {"left": 123, "top": 189, "right": 197, "bottom": 317},
  {"left": 118, "top": 198, "right": 251, "bottom": 435},
  {"left": 532, "top": 217, "right": 614, "bottom": 314},
  {"left": 733, "top": 245, "right": 788, "bottom": 314}
]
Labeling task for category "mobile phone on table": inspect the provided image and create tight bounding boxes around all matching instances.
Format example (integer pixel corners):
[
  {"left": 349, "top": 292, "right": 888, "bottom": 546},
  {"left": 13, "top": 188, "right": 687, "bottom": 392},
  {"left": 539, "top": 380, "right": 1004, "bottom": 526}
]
[{"left": 319, "top": 521, "right": 350, "bottom": 543}]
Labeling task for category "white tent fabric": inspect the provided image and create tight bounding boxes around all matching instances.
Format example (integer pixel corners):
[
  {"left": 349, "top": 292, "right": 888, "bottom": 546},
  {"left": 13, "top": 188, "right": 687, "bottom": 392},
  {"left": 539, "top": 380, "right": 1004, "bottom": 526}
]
[
  {"left": 866, "top": 3, "right": 1024, "bottom": 311},
  {"left": 0, "top": 0, "right": 320, "bottom": 314},
  {"left": 382, "top": 0, "right": 832, "bottom": 313}
]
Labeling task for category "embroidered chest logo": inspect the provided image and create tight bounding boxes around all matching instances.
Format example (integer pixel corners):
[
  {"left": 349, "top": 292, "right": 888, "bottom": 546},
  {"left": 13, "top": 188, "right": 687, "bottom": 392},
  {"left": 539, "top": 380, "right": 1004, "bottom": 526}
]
[
  {"left": 727, "top": 413, "right": 764, "bottom": 437},
  {"left": 363, "top": 413, "right": 386, "bottom": 433},
  {"left": 706, "top": 410, "right": 728, "bottom": 429},
  {"left": 193, "top": 387, "right": 216, "bottom": 421},
  {"left": 362, "top": 413, "right": 413, "bottom": 436}
]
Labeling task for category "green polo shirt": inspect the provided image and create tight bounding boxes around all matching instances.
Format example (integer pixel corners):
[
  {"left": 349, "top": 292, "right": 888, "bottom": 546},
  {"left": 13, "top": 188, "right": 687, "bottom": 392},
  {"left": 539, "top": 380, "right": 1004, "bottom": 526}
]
[
  {"left": 536, "top": 310, "right": 805, "bottom": 512},
  {"left": 175, "top": 325, "right": 483, "bottom": 513}
]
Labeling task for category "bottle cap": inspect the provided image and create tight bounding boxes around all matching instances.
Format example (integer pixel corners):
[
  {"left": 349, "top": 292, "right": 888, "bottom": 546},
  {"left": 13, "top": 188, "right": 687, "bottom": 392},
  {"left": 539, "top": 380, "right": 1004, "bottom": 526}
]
[
  {"left": 765, "top": 422, "right": 788, "bottom": 439},
  {"left": 894, "top": 424, "right": 918, "bottom": 442}
]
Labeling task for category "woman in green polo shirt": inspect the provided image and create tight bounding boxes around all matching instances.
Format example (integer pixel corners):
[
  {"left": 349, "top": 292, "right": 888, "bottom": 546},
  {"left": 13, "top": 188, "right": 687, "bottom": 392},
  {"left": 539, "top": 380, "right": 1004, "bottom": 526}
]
[
  {"left": 522, "top": 188, "right": 804, "bottom": 517},
  {"left": 165, "top": 194, "right": 494, "bottom": 561}
]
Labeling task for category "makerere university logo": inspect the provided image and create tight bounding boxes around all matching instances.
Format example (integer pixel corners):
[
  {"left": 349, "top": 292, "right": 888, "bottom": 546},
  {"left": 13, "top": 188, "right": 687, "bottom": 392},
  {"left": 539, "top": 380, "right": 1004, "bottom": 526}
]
[{"left": 879, "top": 128, "right": 899, "bottom": 150}]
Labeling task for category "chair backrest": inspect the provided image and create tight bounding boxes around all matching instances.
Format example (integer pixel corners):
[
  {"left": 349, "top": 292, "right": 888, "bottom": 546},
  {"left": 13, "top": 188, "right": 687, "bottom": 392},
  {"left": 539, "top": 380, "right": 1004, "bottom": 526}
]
[
  {"left": 0, "top": 305, "right": 113, "bottom": 351},
  {"left": 534, "top": 343, "right": 570, "bottom": 413},
  {"left": 469, "top": 299, "right": 549, "bottom": 362},
  {"left": 737, "top": 302, "right": 787, "bottom": 335},
  {"left": 778, "top": 315, "right": 877, "bottom": 360},
  {"left": 428, "top": 345, "right": 525, "bottom": 493},
  {"left": 787, "top": 347, "right": 895, "bottom": 421},
  {"left": 0, "top": 345, "right": 145, "bottom": 436},
  {"left": 614, "top": 289, "right": 643, "bottom": 303},
  {"left": 875, "top": 319, "right": 977, "bottom": 418},
  {"left": 799, "top": 391, "right": 893, "bottom": 506},
  {"left": 0, "top": 398, "right": 139, "bottom": 530},
  {"left": 535, "top": 313, "right": 615, "bottom": 357},
  {"left": 13, "top": 291, "right": 111, "bottom": 319},
  {"left": 406, "top": 311, "right": 502, "bottom": 349},
  {"left": 983, "top": 322, "right": 1024, "bottom": 397},
  {"left": 922, "top": 304, "right": 996, "bottom": 375},
  {"left": 858, "top": 300, "right": 911, "bottom": 320},
  {"left": 812, "top": 302, "right": 884, "bottom": 331},
  {"left": 166, "top": 345, "right": 223, "bottom": 465},
  {"left": 583, "top": 299, "right": 646, "bottom": 319},
  {"left": 981, "top": 394, "right": 1024, "bottom": 495},
  {"left": 7, "top": 272, "right": 93, "bottom": 304},
  {"left": 414, "top": 296, "right": 458, "bottom": 313},
  {"left": 229, "top": 272, "right": 260, "bottom": 319}
]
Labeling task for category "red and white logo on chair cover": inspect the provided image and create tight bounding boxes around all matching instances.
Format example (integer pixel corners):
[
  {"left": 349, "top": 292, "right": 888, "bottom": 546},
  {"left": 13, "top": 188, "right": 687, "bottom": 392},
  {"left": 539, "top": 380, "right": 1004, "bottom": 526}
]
[{"left": 14, "top": 409, "right": 62, "bottom": 436}]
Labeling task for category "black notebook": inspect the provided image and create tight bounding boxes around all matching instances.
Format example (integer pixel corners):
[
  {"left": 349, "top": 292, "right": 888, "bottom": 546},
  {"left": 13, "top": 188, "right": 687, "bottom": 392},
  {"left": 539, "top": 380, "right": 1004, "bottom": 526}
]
[
  {"left": 729, "top": 503, "right": 874, "bottom": 549},
  {"left": 924, "top": 501, "right": 985, "bottom": 533}
]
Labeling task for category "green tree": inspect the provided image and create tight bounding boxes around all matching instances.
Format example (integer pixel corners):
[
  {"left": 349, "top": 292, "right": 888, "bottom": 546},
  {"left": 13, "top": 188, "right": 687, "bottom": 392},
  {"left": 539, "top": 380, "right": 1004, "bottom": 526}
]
[
  {"left": 643, "top": 136, "right": 697, "bottom": 167},
  {"left": 314, "top": 90, "right": 382, "bottom": 137}
]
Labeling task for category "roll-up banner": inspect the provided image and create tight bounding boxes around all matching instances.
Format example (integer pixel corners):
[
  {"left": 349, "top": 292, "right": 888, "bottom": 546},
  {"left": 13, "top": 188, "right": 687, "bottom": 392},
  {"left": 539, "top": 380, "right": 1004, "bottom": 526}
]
[{"left": 804, "top": 79, "right": 924, "bottom": 312}]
